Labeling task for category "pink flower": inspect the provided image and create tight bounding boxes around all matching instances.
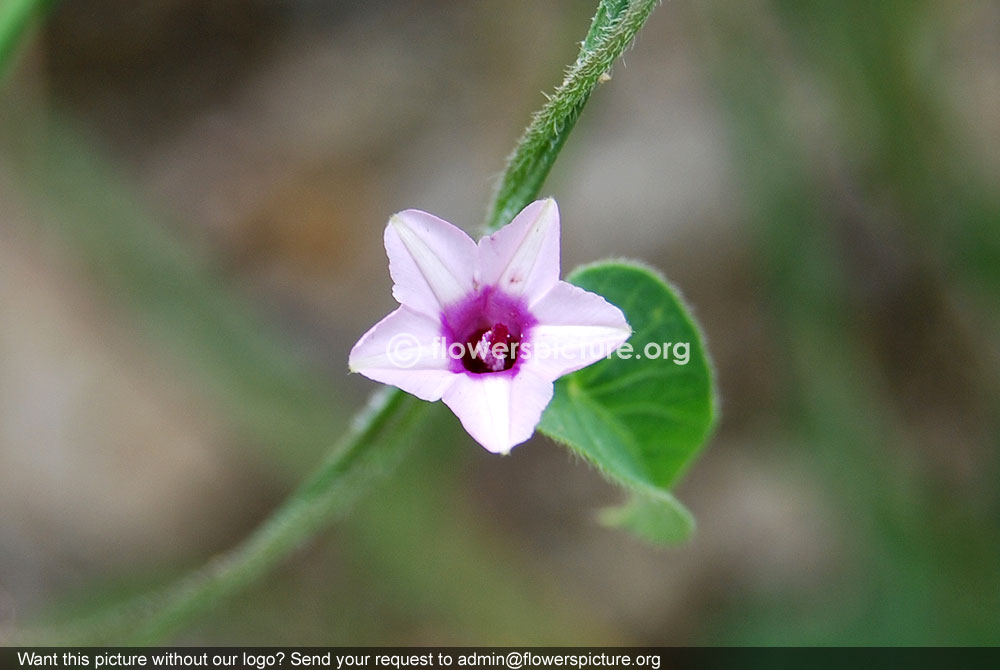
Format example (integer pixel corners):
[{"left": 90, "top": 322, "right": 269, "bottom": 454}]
[{"left": 349, "top": 199, "right": 631, "bottom": 454}]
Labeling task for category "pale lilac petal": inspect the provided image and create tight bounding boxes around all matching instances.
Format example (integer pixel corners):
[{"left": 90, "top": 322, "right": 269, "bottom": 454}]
[
  {"left": 522, "top": 280, "right": 632, "bottom": 380},
  {"left": 386, "top": 210, "right": 478, "bottom": 316},
  {"left": 349, "top": 306, "right": 457, "bottom": 401},
  {"left": 478, "top": 198, "right": 560, "bottom": 304},
  {"left": 442, "top": 368, "right": 554, "bottom": 454}
]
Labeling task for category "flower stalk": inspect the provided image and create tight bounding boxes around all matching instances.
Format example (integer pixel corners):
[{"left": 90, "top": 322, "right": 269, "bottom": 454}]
[
  {"left": 13, "top": 388, "right": 424, "bottom": 644},
  {"left": 484, "top": 0, "right": 659, "bottom": 232}
]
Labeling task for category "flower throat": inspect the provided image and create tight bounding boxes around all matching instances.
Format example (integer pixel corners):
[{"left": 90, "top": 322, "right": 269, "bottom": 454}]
[{"left": 462, "top": 322, "right": 519, "bottom": 373}]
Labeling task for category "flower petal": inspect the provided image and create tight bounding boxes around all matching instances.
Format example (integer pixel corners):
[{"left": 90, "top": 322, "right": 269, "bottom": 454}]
[
  {"left": 478, "top": 198, "right": 560, "bottom": 304},
  {"left": 442, "top": 368, "right": 554, "bottom": 454},
  {"left": 349, "top": 306, "right": 457, "bottom": 401},
  {"left": 386, "top": 210, "right": 478, "bottom": 316},
  {"left": 523, "top": 280, "right": 632, "bottom": 380}
]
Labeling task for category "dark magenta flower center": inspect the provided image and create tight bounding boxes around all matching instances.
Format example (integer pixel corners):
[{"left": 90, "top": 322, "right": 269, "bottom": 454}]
[
  {"left": 462, "top": 322, "right": 520, "bottom": 374},
  {"left": 442, "top": 287, "right": 534, "bottom": 376}
]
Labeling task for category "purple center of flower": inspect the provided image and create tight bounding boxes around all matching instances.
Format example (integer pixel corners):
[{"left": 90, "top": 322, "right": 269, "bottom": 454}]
[
  {"left": 442, "top": 287, "right": 534, "bottom": 376},
  {"left": 462, "top": 322, "right": 520, "bottom": 374}
]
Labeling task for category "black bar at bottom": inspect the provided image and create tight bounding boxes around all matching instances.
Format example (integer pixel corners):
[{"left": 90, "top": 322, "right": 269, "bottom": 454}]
[{"left": 0, "top": 647, "right": 994, "bottom": 670}]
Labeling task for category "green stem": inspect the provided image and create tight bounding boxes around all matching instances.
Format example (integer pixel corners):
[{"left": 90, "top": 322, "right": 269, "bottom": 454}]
[
  {"left": 484, "top": 0, "right": 659, "bottom": 232},
  {"left": 15, "top": 389, "right": 424, "bottom": 644},
  {"left": 0, "top": 0, "right": 55, "bottom": 80},
  {"left": 11, "top": 0, "right": 661, "bottom": 644},
  {"left": 126, "top": 389, "right": 423, "bottom": 644}
]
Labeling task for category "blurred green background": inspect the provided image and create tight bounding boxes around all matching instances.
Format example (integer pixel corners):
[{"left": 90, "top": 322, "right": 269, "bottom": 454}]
[{"left": 1, "top": 0, "right": 998, "bottom": 645}]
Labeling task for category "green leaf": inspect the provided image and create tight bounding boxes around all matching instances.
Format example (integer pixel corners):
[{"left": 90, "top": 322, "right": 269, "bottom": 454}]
[
  {"left": 598, "top": 490, "right": 695, "bottom": 545},
  {"left": 538, "top": 261, "right": 717, "bottom": 544}
]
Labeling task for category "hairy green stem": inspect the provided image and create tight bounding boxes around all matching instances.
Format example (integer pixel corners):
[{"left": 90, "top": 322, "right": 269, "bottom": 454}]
[
  {"left": 14, "top": 388, "right": 422, "bottom": 644},
  {"left": 484, "top": 0, "right": 659, "bottom": 232},
  {"left": 124, "top": 389, "right": 422, "bottom": 644},
  {"left": 11, "top": 0, "right": 660, "bottom": 644}
]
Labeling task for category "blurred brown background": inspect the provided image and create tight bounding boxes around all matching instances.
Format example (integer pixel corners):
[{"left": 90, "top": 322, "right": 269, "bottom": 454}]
[{"left": 1, "top": 0, "right": 998, "bottom": 644}]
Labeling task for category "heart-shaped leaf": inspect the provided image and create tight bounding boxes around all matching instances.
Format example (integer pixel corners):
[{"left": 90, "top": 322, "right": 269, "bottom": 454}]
[{"left": 539, "top": 260, "right": 716, "bottom": 544}]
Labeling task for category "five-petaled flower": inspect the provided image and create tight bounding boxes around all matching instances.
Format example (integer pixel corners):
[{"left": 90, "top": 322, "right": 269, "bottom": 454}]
[{"left": 349, "top": 198, "right": 631, "bottom": 454}]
